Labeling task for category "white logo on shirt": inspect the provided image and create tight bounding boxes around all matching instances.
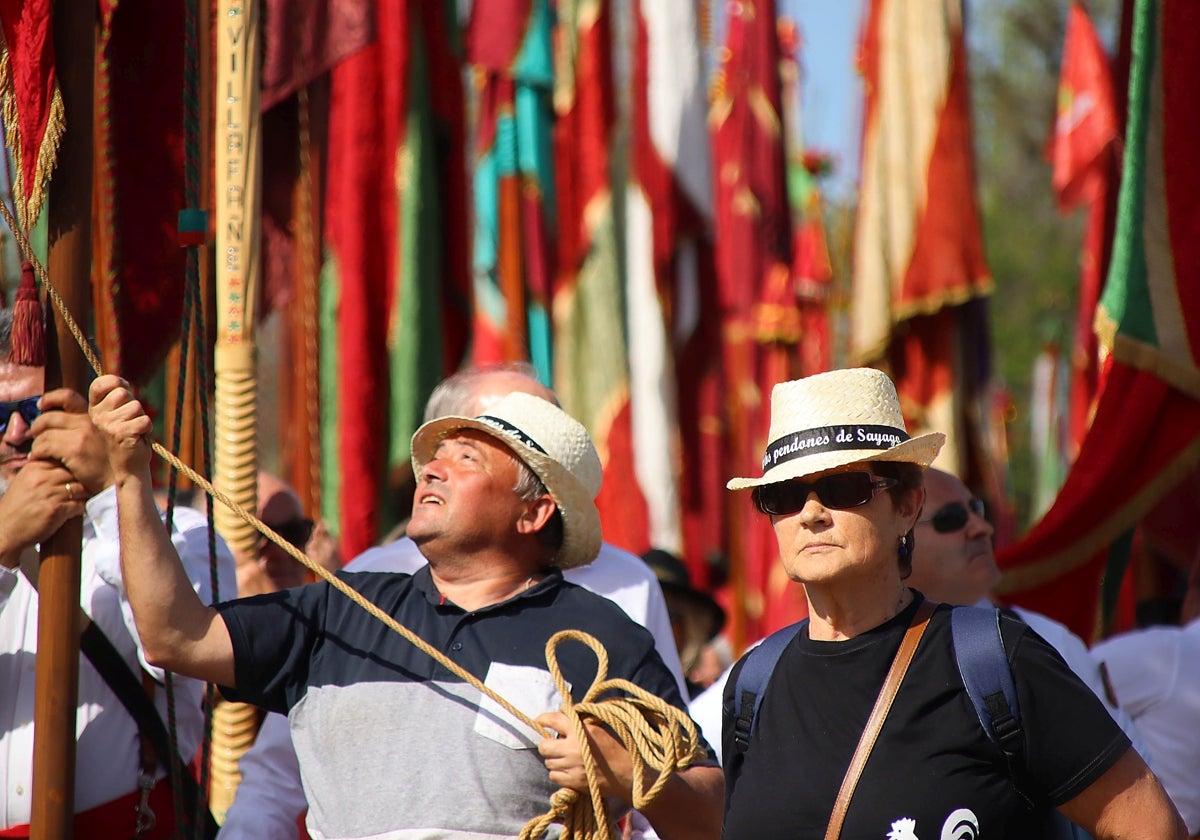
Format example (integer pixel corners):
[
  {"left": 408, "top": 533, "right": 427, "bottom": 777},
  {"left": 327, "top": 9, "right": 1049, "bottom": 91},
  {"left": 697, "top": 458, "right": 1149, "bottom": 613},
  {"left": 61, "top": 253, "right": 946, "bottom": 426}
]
[
  {"left": 940, "top": 808, "right": 979, "bottom": 840},
  {"left": 887, "top": 818, "right": 919, "bottom": 840}
]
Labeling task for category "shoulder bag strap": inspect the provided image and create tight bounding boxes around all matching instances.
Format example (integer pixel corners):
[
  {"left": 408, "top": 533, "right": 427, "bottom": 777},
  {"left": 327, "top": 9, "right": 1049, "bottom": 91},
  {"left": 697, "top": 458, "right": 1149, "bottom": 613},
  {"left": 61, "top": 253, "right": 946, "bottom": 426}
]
[
  {"left": 80, "top": 619, "right": 219, "bottom": 839},
  {"left": 824, "top": 598, "right": 937, "bottom": 840}
]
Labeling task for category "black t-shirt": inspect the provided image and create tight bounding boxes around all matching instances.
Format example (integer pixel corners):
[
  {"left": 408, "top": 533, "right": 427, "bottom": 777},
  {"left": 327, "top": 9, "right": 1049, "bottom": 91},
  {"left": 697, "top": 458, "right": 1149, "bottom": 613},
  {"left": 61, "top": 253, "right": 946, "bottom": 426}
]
[{"left": 721, "top": 596, "right": 1130, "bottom": 839}]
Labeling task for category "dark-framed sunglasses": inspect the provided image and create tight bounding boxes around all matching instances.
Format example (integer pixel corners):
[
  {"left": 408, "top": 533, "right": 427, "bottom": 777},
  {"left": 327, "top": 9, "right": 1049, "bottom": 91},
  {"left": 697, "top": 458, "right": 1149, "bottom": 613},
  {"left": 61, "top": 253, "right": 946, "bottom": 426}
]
[
  {"left": 752, "top": 471, "right": 897, "bottom": 516},
  {"left": 259, "top": 517, "right": 315, "bottom": 552},
  {"left": 0, "top": 395, "right": 43, "bottom": 435},
  {"left": 918, "top": 498, "right": 987, "bottom": 533}
]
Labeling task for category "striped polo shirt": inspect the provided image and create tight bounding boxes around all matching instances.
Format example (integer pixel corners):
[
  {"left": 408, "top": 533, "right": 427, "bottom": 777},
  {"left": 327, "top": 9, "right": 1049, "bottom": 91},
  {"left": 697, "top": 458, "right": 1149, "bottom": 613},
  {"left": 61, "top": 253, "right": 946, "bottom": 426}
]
[{"left": 217, "top": 567, "right": 701, "bottom": 839}]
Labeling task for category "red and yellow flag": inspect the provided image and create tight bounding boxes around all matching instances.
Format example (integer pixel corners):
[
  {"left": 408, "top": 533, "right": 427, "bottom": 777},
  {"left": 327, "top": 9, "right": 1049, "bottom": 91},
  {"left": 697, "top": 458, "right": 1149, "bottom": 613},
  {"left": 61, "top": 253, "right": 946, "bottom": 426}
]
[
  {"left": 1049, "top": 1, "right": 1120, "bottom": 214},
  {"left": 851, "top": 0, "right": 992, "bottom": 483}
]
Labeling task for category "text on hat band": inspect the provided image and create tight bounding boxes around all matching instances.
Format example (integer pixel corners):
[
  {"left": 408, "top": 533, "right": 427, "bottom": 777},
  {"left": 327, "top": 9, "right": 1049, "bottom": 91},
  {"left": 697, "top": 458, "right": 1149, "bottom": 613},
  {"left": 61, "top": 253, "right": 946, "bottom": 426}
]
[{"left": 761, "top": 425, "right": 910, "bottom": 471}]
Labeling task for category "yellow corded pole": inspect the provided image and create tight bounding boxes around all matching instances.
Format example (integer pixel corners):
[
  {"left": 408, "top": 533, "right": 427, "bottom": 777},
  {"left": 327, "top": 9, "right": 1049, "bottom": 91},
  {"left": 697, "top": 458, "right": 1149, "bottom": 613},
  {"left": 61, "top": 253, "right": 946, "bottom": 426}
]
[{"left": 208, "top": 0, "right": 261, "bottom": 822}]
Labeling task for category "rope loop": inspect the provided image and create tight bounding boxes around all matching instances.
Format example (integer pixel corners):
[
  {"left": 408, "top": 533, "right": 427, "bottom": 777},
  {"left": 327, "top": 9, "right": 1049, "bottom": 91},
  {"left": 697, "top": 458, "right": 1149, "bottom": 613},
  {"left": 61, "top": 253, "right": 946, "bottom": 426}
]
[{"left": 518, "top": 630, "right": 706, "bottom": 840}]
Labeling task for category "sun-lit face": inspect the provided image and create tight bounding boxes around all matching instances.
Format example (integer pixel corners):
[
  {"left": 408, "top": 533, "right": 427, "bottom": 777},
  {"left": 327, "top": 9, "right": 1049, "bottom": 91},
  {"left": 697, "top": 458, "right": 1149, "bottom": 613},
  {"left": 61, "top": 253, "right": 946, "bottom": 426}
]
[
  {"left": 0, "top": 362, "right": 44, "bottom": 485},
  {"left": 407, "top": 429, "right": 529, "bottom": 560},
  {"left": 906, "top": 469, "right": 999, "bottom": 605},
  {"left": 768, "top": 463, "right": 921, "bottom": 589}
]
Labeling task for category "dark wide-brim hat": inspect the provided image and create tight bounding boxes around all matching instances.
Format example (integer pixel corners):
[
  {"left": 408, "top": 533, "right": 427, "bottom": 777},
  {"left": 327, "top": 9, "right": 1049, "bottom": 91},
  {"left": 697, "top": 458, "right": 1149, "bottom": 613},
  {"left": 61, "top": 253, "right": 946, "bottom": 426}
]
[
  {"left": 642, "top": 549, "right": 726, "bottom": 645},
  {"left": 727, "top": 367, "right": 945, "bottom": 490},
  {"left": 411, "top": 392, "right": 603, "bottom": 570}
]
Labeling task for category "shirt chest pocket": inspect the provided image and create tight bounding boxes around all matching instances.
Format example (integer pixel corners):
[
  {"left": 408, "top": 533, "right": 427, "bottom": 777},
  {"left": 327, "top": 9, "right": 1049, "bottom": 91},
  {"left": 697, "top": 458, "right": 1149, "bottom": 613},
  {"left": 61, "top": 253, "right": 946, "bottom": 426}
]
[{"left": 474, "top": 662, "right": 569, "bottom": 750}]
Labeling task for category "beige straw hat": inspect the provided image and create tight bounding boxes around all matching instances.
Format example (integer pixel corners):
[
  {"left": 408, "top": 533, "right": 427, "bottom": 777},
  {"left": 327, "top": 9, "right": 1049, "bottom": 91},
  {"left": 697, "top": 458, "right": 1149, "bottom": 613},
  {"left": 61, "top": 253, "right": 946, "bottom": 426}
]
[
  {"left": 727, "top": 367, "right": 945, "bottom": 490},
  {"left": 411, "top": 392, "right": 603, "bottom": 569}
]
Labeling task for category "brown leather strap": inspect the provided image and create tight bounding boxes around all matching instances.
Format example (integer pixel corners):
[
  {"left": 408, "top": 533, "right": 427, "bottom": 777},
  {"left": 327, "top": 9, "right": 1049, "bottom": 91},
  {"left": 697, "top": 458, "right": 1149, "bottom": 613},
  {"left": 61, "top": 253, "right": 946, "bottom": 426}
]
[{"left": 824, "top": 598, "right": 937, "bottom": 840}]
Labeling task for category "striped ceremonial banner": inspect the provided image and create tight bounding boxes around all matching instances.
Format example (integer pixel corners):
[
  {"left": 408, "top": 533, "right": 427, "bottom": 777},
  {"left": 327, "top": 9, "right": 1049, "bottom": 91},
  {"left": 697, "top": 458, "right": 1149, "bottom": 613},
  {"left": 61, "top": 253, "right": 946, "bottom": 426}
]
[
  {"left": 323, "top": 0, "right": 404, "bottom": 560},
  {"left": 551, "top": 0, "right": 649, "bottom": 553},
  {"left": 626, "top": 0, "right": 714, "bottom": 567},
  {"left": 323, "top": 1, "right": 469, "bottom": 555},
  {"left": 387, "top": 2, "right": 470, "bottom": 505},
  {"left": 851, "top": 0, "right": 992, "bottom": 482},
  {"left": 997, "top": 0, "right": 1200, "bottom": 639},
  {"left": 467, "top": 0, "right": 555, "bottom": 383}
]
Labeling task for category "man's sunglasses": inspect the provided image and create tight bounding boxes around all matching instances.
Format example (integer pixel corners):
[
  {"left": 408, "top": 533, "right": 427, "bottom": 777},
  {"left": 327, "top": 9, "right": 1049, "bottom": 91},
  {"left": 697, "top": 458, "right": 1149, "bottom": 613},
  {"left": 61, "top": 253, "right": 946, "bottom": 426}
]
[
  {"left": 259, "top": 517, "right": 315, "bottom": 552},
  {"left": 0, "top": 396, "right": 43, "bottom": 435},
  {"left": 752, "top": 471, "right": 897, "bottom": 516},
  {"left": 918, "top": 498, "right": 987, "bottom": 533}
]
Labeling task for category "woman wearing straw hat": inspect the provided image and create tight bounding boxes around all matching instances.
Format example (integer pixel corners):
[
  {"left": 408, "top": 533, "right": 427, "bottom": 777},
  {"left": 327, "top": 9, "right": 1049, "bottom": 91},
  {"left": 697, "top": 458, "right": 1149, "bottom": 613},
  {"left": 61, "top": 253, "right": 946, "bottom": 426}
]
[{"left": 720, "top": 368, "right": 1183, "bottom": 839}]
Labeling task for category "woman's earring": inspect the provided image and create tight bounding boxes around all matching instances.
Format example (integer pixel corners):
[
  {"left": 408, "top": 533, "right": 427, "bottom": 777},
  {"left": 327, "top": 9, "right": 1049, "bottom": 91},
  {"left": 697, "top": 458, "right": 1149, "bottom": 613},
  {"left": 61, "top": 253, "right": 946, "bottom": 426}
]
[{"left": 898, "top": 534, "right": 910, "bottom": 559}]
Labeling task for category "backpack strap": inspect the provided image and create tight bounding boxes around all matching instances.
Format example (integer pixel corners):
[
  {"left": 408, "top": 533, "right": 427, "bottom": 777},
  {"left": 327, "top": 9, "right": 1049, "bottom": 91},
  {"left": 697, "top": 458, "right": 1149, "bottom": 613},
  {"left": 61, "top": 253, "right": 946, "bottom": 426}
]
[
  {"left": 951, "top": 605, "right": 1021, "bottom": 754},
  {"left": 731, "top": 620, "right": 806, "bottom": 753},
  {"left": 724, "top": 619, "right": 805, "bottom": 801},
  {"left": 951, "top": 605, "right": 1037, "bottom": 809}
]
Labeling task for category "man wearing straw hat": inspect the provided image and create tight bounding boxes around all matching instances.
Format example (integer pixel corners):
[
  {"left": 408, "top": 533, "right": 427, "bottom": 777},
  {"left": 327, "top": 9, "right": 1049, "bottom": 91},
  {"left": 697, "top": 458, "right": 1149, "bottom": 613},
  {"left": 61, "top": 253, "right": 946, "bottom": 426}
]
[
  {"left": 221, "top": 362, "right": 689, "bottom": 839},
  {"left": 720, "top": 368, "right": 1182, "bottom": 839},
  {"left": 0, "top": 309, "right": 236, "bottom": 839},
  {"left": 89, "top": 374, "right": 723, "bottom": 840}
]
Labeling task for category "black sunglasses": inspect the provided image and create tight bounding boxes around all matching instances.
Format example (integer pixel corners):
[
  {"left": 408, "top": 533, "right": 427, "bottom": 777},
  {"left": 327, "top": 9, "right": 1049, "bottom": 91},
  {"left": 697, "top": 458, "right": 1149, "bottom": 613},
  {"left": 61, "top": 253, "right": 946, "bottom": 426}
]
[
  {"left": 753, "top": 471, "right": 897, "bottom": 516},
  {"left": 918, "top": 498, "right": 987, "bottom": 533},
  {"left": 0, "top": 396, "right": 43, "bottom": 435},
  {"left": 259, "top": 517, "right": 315, "bottom": 552}
]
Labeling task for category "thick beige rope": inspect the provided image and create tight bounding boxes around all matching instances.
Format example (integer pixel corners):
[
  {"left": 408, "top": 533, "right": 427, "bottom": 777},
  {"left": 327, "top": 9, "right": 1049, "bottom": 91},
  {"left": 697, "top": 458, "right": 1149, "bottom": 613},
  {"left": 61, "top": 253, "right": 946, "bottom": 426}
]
[
  {"left": 0, "top": 198, "right": 705, "bottom": 838},
  {"left": 519, "top": 630, "right": 705, "bottom": 840}
]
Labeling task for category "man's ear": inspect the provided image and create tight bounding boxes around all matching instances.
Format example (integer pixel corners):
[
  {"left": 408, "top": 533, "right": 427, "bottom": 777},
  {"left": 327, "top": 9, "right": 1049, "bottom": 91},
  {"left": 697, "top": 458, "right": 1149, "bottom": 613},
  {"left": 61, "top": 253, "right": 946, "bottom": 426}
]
[{"left": 516, "top": 495, "right": 558, "bottom": 536}]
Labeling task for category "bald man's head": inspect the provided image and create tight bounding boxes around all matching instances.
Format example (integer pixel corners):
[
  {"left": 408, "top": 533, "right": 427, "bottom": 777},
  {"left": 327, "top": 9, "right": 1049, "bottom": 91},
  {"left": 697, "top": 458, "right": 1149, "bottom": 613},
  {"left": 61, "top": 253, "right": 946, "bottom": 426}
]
[
  {"left": 424, "top": 364, "right": 559, "bottom": 421},
  {"left": 256, "top": 471, "right": 311, "bottom": 590},
  {"left": 259, "top": 471, "right": 302, "bottom": 522}
]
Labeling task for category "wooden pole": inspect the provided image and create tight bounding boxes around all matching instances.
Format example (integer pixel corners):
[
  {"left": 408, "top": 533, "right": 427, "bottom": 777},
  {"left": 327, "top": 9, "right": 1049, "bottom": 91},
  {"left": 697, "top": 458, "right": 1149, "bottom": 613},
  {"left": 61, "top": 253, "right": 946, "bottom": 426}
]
[
  {"left": 209, "top": 0, "right": 261, "bottom": 820},
  {"left": 30, "top": 1, "right": 94, "bottom": 837}
]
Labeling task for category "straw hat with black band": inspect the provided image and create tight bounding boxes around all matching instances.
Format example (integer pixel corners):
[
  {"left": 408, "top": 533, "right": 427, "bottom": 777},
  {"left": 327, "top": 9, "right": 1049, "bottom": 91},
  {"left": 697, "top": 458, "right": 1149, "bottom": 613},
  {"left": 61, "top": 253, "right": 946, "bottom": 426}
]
[
  {"left": 410, "top": 392, "right": 603, "bottom": 570},
  {"left": 727, "top": 367, "right": 944, "bottom": 491}
]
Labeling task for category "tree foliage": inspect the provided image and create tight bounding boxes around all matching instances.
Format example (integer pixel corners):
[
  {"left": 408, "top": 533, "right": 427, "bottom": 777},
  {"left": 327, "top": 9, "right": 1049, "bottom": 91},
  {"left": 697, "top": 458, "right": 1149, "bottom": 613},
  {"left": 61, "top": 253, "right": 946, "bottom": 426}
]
[{"left": 967, "top": 0, "right": 1119, "bottom": 527}]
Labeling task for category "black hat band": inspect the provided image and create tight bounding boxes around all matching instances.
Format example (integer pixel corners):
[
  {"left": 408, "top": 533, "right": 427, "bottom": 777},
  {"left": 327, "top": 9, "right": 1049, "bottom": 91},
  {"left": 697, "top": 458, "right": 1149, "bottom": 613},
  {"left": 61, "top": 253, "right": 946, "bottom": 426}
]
[
  {"left": 476, "top": 415, "right": 548, "bottom": 455},
  {"left": 761, "top": 425, "right": 910, "bottom": 472}
]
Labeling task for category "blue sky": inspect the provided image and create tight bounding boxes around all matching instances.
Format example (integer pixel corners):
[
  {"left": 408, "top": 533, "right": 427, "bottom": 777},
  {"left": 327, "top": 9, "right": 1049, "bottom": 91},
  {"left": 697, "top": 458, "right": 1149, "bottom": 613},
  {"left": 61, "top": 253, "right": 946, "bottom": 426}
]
[{"left": 784, "top": 0, "right": 865, "bottom": 200}]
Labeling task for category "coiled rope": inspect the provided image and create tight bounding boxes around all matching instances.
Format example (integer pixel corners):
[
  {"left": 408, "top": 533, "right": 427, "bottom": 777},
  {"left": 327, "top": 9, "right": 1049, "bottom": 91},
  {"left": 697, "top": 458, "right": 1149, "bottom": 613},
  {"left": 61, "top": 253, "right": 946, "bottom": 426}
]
[{"left": 0, "top": 197, "right": 705, "bottom": 838}]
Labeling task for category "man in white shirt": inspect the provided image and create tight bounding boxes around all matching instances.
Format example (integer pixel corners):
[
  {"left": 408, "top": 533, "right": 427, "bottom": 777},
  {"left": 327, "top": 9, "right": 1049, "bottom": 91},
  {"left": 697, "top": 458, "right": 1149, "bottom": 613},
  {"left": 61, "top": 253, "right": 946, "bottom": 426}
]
[
  {"left": 0, "top": 311, "right": 235, "bottom": 838},
  {"left": 907, "top": 468, "right": 1140, "bottom": 738},
  {"left": 218, "top": 363, "right": 685, "bottom": 839},
  {"left": 1093, "top": 564, "right": 1200, "bottom": 836}
]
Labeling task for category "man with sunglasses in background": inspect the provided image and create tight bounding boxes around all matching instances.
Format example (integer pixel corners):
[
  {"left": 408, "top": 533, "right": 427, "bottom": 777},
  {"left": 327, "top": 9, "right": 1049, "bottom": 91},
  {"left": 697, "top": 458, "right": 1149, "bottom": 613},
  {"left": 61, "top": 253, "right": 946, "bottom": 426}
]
[
  {"left": 233, "top": 471, "right": 340, "bottom": 597},
  {"left": 0, "top": 309, "right": 236, "bottom": 838},
  {"left": 907, "top": 468, "right": 1146, "bottom": 761}
]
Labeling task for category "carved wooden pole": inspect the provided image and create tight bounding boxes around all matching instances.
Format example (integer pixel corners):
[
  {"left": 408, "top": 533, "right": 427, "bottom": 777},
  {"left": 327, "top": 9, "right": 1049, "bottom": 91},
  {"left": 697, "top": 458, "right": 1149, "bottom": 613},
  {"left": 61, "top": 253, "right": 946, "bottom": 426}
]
[{"left": 209, "top": 0, "right": 261, "bottom": 822}]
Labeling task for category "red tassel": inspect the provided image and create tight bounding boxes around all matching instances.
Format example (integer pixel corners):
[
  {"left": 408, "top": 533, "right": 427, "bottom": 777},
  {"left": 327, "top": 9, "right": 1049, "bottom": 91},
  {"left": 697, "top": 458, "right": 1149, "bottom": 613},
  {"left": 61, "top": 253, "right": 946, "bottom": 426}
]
[{"left": 10, "top": 262, "right": 45, "bottom": 366}]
